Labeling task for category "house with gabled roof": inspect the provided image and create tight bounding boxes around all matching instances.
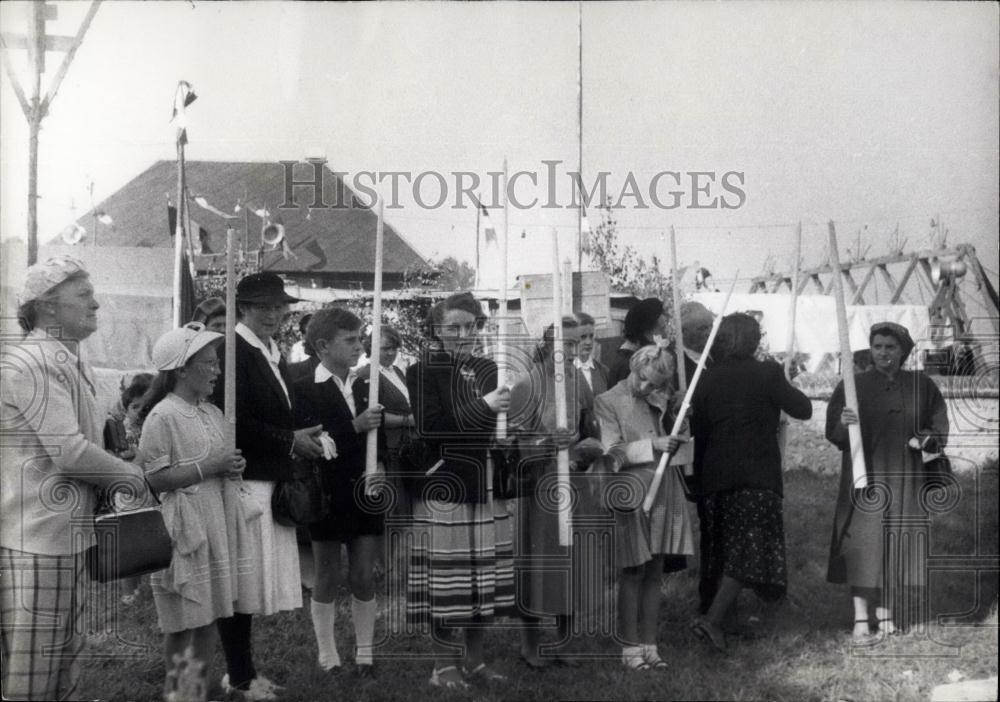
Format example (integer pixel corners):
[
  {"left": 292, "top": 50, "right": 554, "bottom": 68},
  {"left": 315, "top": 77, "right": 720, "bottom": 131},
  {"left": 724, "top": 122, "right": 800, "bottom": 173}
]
[{"left": 70, "top": 160, "right": 429, "bottom": 289}]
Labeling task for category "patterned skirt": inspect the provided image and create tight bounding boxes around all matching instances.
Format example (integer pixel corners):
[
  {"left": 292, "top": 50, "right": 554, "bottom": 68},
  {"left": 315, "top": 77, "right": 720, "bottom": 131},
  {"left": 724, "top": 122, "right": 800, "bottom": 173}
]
[
  {"left": 700, "top": 488, "right": 787, "bottom": 602},
  {"left": 407, "top": 495, "right": 516, "bottom": 627}
]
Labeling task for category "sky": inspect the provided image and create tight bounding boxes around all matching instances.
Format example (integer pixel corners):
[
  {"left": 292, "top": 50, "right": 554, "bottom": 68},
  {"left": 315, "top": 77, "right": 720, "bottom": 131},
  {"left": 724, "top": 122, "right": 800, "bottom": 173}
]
[{"left": 1, "top": 1, "right": 998, "bottom": 297}]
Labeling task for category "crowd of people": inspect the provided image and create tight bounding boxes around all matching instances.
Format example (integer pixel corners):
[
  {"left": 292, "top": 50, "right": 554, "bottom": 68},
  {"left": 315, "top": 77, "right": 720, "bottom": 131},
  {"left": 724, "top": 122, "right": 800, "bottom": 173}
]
[{"left": 1, "top": 255, "right": 951, "bottom": 700}]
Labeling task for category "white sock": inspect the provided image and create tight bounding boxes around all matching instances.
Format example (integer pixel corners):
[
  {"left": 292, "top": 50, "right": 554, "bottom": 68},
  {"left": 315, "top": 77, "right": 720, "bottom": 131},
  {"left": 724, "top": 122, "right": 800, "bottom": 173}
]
[
  {"left": 351, "top": 595, "right": 376, "bottom": 665},
  {"left": 642, "top": 643, "right": 660, "bottom": 660},
  {"left": 311, "top": 598, "right": 341, "bottom": 670},
  {"left": 621, "top": 645, "right": 643, "bottom": 662}
]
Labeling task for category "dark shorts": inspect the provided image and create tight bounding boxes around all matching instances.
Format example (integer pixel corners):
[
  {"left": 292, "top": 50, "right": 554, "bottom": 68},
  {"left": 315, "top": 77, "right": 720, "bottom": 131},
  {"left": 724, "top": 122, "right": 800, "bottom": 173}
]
[{"left": 308, "top": 472, "right": 386, "bottom": 543}]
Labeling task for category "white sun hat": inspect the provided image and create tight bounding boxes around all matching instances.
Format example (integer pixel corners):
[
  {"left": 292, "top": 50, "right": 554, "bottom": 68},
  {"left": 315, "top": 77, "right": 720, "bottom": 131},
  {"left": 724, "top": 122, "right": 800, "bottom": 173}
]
[{"left": 151, "top": 322, "right": 223, "bottom": 371}]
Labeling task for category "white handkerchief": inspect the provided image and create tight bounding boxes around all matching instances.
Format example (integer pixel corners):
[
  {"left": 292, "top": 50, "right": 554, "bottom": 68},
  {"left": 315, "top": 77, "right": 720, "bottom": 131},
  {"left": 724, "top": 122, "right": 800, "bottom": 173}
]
[{"left": 319, "top": 432, "right": 338, "bottom": 460}]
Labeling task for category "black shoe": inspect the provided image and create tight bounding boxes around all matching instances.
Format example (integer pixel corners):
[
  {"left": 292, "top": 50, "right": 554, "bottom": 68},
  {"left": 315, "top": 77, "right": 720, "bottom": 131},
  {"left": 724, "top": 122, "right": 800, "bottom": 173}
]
[{"left": 355, "top": 663, "right": 376, "bottom": 680}]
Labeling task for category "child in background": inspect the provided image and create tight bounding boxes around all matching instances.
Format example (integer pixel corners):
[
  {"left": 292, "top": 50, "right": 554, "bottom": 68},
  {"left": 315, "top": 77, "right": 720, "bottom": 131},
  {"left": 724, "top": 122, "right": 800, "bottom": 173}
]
[{"left": 102, "top": 372, "right": 154, "bottom": 604}]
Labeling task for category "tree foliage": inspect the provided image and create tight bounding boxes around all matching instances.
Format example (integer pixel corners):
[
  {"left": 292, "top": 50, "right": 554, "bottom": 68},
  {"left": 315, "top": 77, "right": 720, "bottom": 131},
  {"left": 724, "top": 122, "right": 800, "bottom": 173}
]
[{"left": 582, "top": 199, "right": 672, "bottom": 300}]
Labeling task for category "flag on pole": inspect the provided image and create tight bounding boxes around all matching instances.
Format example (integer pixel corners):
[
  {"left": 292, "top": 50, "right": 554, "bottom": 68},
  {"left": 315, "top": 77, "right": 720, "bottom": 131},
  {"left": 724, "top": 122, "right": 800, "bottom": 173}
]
[
  {"left": 481, "top": 203, "right": 497, "bottom": 245},
  {"left": 171, "top": 81, "right": 197, "bottom": 145}
]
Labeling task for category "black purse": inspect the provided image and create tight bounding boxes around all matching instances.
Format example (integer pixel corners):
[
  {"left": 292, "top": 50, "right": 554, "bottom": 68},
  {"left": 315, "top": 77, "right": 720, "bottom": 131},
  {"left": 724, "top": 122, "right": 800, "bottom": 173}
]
[
  {"left": 492, "top": 442, "right": 536, "bottom": 500},
  {"left": 272, "top": 458, "right": 330, "bottom": 528},
  {"left": 86, "top": 500, "right": 173, "bottom": 583}
]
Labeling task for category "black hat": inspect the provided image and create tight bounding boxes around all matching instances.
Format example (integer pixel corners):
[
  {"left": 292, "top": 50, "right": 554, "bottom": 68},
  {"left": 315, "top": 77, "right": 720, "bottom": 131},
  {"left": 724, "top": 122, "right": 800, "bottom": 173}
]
[{"left": 236, "top": 272, "right": 300, "bottom": 304}]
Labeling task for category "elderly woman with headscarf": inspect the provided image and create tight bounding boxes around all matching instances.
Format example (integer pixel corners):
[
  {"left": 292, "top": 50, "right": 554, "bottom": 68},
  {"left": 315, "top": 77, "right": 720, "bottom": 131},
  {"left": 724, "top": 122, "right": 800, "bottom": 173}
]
[
  {"left": 607, "top": 298, "right": 668, "bottom": 386},
  {"left": 826, "top": 322, "right": 949, "bottom": 642},
  {"left": 688, "top": 313, "right": 812, "bottom": 652}
]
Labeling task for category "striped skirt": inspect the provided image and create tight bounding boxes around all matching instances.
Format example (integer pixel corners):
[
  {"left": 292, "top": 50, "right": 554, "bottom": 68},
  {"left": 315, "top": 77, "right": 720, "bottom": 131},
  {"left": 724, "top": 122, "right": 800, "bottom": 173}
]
[{"left": 407, "top": 496, "right": 516, "bottom": 627}]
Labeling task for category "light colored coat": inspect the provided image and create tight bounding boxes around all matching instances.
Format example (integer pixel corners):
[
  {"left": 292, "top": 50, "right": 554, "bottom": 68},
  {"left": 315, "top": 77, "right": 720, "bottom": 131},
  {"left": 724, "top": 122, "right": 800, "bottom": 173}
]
[{"left": 1, "top": 329, "right": 143, "bottom": 555}]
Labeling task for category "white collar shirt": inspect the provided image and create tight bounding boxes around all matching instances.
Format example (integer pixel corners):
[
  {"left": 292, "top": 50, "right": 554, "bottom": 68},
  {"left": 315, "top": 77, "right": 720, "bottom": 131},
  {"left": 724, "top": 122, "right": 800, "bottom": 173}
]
[
  {"left": 314, "top": 363, "right": 358, "bottom": 418},
  {"left": 237, "top": 322, "right": 290, "bottom": 407}
]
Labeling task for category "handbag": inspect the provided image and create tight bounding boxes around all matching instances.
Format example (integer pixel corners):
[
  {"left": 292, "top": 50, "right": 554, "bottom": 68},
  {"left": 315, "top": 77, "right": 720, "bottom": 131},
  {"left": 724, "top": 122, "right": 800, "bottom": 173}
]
[
  {"left": 492, "top": 441, "right": 535, "bottom": 500},
  {"left": 272, "top": 458, "right": 330, "bottom": 527},
  {"left": 86, "top": 501, "right": 173, "bottom": 583}
]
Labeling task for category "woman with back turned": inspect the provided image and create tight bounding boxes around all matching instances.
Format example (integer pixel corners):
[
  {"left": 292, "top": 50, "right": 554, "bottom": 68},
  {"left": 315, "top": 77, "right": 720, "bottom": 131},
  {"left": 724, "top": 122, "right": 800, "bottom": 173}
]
[{"left": 688, "top": 313, "right": 812, "bottom": 652}]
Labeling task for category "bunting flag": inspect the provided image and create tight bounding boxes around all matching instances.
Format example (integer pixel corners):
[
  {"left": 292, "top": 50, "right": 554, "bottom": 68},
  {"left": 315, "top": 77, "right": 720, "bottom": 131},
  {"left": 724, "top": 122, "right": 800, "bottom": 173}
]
[
  {"left": 171, "top": 81, "right": 197, "bottom": 145},
  {"left": 481, "top": 203, "right": 497, "bottom": 245}
]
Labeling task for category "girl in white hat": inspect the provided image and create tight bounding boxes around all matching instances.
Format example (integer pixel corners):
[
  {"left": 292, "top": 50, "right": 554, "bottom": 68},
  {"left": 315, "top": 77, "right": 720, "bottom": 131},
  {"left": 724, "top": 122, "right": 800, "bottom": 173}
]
[{"left": 137, "top": 322, "right": 246, "bottom": 699}]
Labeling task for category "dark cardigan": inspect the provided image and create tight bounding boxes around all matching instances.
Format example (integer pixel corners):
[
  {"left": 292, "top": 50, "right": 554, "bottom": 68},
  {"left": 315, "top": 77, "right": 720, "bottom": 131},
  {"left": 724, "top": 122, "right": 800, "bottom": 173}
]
[
  {"left": 211, "top": 335, "right": 297, "bottom": 482},
  {"left": 691, "top": 358, "right": 811, "bottom": 497},
  {"left": 405, "top": 350, "right": 498, "bottom": 504}
]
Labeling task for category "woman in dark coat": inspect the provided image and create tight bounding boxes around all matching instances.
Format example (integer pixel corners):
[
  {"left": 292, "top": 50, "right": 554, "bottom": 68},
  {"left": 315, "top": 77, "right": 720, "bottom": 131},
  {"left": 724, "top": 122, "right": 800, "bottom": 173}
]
[
  {"left": 826, "top": 322, "right": 949, "bottom": 642},
  {"left": 405, "top": 292, "right": 514, "bottom": 691},
  {"left": 688, "top": 313, "right": 812, "bottom": 651}
]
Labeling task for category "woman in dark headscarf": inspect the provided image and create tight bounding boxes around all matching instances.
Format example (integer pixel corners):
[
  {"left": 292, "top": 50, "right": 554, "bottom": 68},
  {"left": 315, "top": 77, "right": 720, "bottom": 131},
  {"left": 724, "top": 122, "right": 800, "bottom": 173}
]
[
  {"left": 826, "top": 322, "right": 949, "bottom": 642},
  {"left": 607, "top": 298, "right": 667, "bottom": 385}
]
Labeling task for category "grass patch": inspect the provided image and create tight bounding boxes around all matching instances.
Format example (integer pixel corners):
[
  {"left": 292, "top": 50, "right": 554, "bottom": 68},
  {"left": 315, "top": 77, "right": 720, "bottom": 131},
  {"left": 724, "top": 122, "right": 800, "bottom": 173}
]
[{"left": 79, "top": 466, "right": 998, "bottom": 701}]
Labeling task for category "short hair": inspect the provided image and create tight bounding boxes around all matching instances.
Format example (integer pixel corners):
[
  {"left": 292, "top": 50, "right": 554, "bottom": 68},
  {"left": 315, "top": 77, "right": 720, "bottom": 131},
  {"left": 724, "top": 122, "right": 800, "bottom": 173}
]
[
  {"left": 121, "top": 372, "right": 154, "bottom": 409},
  {"left": 623, "top": 298, "right": 664, "bottom": 343},
  {"left": 298, "top": 313, "right": 313, "bottom": 335},
  {"left": 714, "top": 313, "right": 761, "bottom": 360},
  {"left": 428, "top": 292, "right": 485, "bottom": 343},
  {"left": 17, "top": 271, "right": 90, "bottom": 333},
  {"left": 536, "top": 316, "right": 580, "bottom": 362},
  {"left": 628, "top": 344, "right": 675, "bottom": 381},
  {"left": 575, "top": 311, "right": 596, "bottom": 327},
  {"left": 306, "top": 307, "right": 363, "bottom": 349},
  {"left": 364, "top": 325, "right": 402, "bottom": 356},
  {"left": 192, "top": 297, "right": 226, "bottom": 326}
]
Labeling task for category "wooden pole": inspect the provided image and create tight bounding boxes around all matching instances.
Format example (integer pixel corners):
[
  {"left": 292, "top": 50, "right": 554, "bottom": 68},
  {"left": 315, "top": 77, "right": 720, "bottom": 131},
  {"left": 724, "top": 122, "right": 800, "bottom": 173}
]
[
  {"left": 365, "top": 197, "right": 385, "bottom": 490},
  {"left": 669, "top": 226, "right": 687, "bottom": 394},
  {"left": 551, "top": 229, "right": 572, "bottom": 546},
  {"left": 224, "top": 227, "right": 237, "bottom": 447},
  {"left": 644, "top": 273, "right": 737, "bottom": 514},
  {"left": 172, "top": 139, "right": 186, "bottom": 327},
  {"left": 828, "top": 222, "right": 868, "bottom": 488},
  {"left": 562, "top": 257, "right": 573, "bottom": 315},
  {"left": 778, "top": 222, "right": 802, "bottom": 464},
  {"left": 474, "top": 198, "right": 481, "bottom": 290},
  {"left": 496, "top": 160, "right": 509, "bottom": 439},
  {"left": 576, "top": 0, "right": 584, "bottom": 273}
]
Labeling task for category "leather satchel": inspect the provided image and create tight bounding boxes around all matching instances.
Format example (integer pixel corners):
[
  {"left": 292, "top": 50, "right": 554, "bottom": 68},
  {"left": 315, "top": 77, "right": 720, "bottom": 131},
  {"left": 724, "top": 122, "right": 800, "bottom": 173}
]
[
  {"left": 86, "top": 506, "right": 173, "bottom": 583},
  {"left": 272, "top": 458, "right": 330, "bottom": 527}
]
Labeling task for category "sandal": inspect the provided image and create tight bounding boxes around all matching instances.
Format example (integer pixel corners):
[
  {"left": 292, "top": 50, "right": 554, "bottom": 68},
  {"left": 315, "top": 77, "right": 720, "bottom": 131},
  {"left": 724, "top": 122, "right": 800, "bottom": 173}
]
[
  {"left": 621, "top": 647, "right": 651, "bottom": 672},
  {"left": 429, "top": 665, "right": 471, "bottom": 691},
  {"left": 877, "top": 618, "right": 900, "bottom": 636},
  {"left": 689, "top": 617, "right": 727, "bottom": 653},
  {"left": 642, "top": 646, "right": 669, "bottom": 670},
  {"left": 462, "top": 662, "right": 508, "bottom": 682},
  {"left": 852, "top": 618, "right": 879, "bottom": 646}
]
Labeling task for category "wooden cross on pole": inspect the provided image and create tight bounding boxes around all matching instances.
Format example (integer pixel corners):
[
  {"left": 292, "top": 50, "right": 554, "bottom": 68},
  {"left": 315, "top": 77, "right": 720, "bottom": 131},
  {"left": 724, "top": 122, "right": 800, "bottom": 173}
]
[{"left": 1, "top": 1, "right": 103, "bottom": 265}]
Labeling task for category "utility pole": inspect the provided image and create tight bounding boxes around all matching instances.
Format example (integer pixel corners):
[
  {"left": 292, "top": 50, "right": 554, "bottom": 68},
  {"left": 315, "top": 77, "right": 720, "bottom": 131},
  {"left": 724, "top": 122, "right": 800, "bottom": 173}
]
[{"left": 1, "top": 1, "right": 102, "bottom": 264}]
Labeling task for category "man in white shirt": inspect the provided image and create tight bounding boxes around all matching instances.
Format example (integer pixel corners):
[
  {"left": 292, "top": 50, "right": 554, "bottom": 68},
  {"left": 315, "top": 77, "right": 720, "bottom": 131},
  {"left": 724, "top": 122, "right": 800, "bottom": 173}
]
[{"left": 572, "top": 312, "right": 611, "bottom": 396}]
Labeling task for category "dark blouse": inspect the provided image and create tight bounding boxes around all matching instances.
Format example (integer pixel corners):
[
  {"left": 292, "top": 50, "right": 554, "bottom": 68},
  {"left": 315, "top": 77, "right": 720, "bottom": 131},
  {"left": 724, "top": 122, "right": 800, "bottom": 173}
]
[
  {"left": 691, "top": 358, "right": 812, "bottom": 497},
  {"left": 405, "top": 351, "right": 499, "bottom": 504}
]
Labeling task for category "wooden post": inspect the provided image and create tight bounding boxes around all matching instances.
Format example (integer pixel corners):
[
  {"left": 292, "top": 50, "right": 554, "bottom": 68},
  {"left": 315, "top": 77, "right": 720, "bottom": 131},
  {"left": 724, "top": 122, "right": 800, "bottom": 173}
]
[
  {"left": 365, "top": 197, "right": 385, "bottom": 490},
  {"left": 224, "top": 227, "right": 237, "bottom": 447},
  {"left": 828, "top": 221, "right": 868, "bottom": 488},
  {"left": 669, "top": 226, "right": 687, "bottom": 393},
  {"left": 562, "top": 257, "right": 573, "bottom": 314},
  {"left": 644, "top": 273, "right": 737, "bottom": 514},
  {"left": 551, "top": 229, "right": 572, "bottom": 547},
  {"left": 778, "top": 222, "right": 802, "bottom": 464},
  {"left": 172, "top": 139, "right": 186, "bottom": 327},
  {"left": 496, "top": 160, "right": 509, "bottom": 439}
]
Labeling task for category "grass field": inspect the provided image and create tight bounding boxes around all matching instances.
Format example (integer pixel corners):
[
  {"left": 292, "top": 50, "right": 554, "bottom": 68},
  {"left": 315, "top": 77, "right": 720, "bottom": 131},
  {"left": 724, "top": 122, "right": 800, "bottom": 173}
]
[{"left": 78, "top": 458, "right": 999, "bottom": 702}]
